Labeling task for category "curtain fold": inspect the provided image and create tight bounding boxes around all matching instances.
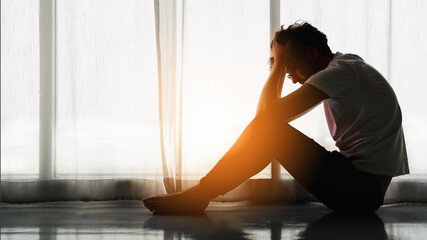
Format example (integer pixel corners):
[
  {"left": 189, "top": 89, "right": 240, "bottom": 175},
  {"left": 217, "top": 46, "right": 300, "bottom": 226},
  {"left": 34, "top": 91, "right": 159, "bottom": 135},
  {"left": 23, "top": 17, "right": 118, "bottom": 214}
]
[{"left": 154, "top": 0, "right": 184, "bottom": 193}]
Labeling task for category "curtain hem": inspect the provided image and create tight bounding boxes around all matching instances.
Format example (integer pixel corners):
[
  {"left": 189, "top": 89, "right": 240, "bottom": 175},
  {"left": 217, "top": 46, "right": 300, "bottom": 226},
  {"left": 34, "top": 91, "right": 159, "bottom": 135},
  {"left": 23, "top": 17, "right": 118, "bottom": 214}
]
[{"left": 1, "top": 174, "right": 426, "bottom": 204}]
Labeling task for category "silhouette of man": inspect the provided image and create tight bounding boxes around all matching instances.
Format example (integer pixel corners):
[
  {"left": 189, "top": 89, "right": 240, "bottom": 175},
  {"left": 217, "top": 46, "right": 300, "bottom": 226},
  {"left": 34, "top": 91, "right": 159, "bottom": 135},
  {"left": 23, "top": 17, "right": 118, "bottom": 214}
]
[{"left": 144, "top": 22, "right": 409, "bottom": 215}]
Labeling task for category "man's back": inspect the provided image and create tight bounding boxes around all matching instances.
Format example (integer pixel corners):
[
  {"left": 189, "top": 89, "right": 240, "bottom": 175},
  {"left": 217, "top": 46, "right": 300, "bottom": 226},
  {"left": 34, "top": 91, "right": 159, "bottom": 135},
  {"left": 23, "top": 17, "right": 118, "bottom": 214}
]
[{"left": 306, "top": 52, "right": 409, "bottom": 177}]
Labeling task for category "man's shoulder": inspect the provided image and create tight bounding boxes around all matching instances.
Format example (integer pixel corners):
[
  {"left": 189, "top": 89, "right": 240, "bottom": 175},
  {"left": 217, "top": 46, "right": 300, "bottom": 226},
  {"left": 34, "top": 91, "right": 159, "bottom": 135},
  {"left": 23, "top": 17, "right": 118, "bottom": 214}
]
[
  {"left": 331, "top": 52, "right": 364, "bottom": 63},
  {"left": 322, "top": 52, "right": 366, "bottom": 77}
]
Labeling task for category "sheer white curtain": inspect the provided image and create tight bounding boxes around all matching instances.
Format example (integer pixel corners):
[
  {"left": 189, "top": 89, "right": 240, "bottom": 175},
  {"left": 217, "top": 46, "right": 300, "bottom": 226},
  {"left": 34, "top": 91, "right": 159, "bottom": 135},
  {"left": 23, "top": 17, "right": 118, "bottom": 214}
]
[
  {"left": 180, "top": 0, "right": 270, "bottom": 179},
  {"left": 1, "top": 0, "right": 40, "bottom": 179},
  {"left": 1, "top": 0, "right": 427, "bottom": 203},
  {"left": 2, "top": 0, "right": 166, "bottom": 202},
  {"left": 154, "top": 0, "right": 185, "bottom": 193},
  {"left": 154, "top": 0, "right": 272, "bottom": 194},
  {"left": 55, "top": 0, "right": 162, "bottom": 179},
  {"left": 389, "top": 0, "right": 427, "bottom": 173}
]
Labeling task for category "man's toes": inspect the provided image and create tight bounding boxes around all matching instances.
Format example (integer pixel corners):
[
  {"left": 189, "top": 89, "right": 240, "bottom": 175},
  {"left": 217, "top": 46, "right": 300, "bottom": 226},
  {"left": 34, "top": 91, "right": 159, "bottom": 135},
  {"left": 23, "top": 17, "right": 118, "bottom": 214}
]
[
  {"left": 144, "top": 204, "right": 154, "bottom": 212},
  {"left": 145, "top": 201, "right": 161, "bottom": 211},
  {"left": 143, "top": 200, "right": 158, "bottom": 211},
  {"left": 143, "top": 196, "right": 161, "bottom": 203}
]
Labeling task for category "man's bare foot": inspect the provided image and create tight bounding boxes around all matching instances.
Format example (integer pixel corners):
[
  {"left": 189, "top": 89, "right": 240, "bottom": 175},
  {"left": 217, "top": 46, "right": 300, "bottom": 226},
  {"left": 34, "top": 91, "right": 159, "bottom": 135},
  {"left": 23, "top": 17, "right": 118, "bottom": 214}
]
[{"left": 143, "top": 184, "right": 211, "bottom": 215}]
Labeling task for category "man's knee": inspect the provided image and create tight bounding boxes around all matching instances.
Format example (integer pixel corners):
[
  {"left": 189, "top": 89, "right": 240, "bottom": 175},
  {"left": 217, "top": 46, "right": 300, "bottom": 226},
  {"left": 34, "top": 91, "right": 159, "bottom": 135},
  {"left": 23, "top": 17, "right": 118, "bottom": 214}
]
[{"left": 251, "top": 113, "right": 293, "bottom": 136}]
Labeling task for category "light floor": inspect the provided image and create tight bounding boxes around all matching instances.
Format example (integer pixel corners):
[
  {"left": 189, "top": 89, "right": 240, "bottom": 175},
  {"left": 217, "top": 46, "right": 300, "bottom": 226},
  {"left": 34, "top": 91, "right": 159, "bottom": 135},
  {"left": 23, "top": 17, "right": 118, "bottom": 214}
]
[{"left": 1, "top": 201, "right": 427, "bottom": 240}]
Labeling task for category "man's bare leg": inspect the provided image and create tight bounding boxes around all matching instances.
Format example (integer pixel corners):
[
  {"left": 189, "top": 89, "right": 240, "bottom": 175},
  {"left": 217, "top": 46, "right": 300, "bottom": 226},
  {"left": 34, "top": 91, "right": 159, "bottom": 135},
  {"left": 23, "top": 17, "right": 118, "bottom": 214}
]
[
  {"left": 142, "top": 114, "right": 314, "bottom": 215},
  {"left": 143, "top": 122, "right": 266, "bottom": 214}
]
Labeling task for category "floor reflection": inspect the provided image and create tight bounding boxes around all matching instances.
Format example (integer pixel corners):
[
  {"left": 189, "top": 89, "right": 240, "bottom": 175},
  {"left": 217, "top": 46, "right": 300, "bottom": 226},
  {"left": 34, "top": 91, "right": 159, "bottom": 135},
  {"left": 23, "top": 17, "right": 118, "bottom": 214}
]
[
  {"left": 298, "top": 212, "right": 388, "bottom": 240},
  {"left": 2, "top": 202, "right": 426, "bottom": 240},
  {"left": 143, "top": 207, "right": 388, "bottom": 240},
  {"left": 144, "top": 215, "right": 249, "bottom": 240}
]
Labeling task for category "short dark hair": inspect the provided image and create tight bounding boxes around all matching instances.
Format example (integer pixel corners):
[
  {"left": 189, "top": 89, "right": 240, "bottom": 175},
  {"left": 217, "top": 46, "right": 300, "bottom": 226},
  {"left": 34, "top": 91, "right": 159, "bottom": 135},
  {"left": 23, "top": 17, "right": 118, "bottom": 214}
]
[{"left": 269, "top": 21, "right": 331, "bottom": 67}]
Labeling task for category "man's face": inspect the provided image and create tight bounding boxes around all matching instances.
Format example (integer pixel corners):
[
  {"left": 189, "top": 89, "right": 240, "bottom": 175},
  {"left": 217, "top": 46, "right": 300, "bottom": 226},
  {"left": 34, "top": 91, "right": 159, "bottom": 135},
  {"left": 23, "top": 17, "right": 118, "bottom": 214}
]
[
  {"left": 282, "top": 42, "right": 317, "bottom": 84},
  {"left": 286, "top": 58, "right": 316, "bottom": 84}
]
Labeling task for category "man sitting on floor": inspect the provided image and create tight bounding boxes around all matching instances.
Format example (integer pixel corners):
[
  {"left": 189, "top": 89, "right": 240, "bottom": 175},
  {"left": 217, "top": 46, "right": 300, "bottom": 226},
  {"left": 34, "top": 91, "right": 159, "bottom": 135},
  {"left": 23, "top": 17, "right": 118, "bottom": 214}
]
[{"left": 143, "top": 22, "right": 409, "bottom": 215}]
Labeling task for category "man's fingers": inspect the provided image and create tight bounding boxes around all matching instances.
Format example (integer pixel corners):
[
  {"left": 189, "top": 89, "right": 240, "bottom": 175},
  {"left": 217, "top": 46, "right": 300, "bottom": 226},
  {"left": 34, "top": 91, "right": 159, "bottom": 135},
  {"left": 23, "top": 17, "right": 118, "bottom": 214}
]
[{"left": 272, "top": 41, "right": 277, "bottom": 59}]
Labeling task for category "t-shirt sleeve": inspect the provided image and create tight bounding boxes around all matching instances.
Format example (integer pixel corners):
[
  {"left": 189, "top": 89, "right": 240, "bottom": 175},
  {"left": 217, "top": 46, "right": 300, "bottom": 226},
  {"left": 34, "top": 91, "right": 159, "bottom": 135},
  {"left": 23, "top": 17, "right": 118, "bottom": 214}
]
[{"left": 305, "top": 62, "right": 359, "bottom": 99}]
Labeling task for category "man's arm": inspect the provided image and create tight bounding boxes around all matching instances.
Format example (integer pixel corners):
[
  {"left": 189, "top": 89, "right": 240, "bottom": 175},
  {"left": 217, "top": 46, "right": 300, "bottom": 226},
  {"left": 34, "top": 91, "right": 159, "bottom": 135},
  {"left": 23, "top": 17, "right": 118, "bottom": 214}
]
[
  {"left": 256, "top": 68, "right": 328, "bottom": 123},
  {"left": 255, "top": 58, "right": 287, "bottom": 117},
  {"left": 263, "top": 83, "right": 329, "bottom": 123}
]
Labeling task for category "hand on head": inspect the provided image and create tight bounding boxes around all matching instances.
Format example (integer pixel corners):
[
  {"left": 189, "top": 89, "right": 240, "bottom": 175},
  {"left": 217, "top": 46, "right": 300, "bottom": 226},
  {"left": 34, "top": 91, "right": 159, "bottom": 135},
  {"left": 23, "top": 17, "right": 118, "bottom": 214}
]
[
  {"left": 272, "top": 39, "right": 287, "bottom": 65},
  {"left": 270, "top": 37, "right": 294, "bottom": 75}
]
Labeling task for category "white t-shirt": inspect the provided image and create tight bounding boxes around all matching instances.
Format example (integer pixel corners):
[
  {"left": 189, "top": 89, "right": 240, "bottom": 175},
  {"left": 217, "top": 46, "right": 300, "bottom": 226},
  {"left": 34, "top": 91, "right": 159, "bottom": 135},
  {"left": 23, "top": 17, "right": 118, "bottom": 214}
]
[{"left": 305, "top": 52, "right": 409, "bottom": 176}]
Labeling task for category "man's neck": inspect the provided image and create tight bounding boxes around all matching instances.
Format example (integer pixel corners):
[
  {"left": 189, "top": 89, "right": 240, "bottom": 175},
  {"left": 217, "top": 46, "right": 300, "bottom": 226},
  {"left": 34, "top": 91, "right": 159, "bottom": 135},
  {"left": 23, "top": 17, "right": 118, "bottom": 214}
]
[{"left": 317, "top": 53, "right": 335, "bottom": 71}]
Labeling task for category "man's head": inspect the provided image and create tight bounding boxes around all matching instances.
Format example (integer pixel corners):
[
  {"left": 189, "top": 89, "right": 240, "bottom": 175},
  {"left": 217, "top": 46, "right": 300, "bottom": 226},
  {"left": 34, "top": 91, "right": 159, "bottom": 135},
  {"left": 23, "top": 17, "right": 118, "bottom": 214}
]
[{"left": 270, "top": 21, "right": 333, "bottom": 84}]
